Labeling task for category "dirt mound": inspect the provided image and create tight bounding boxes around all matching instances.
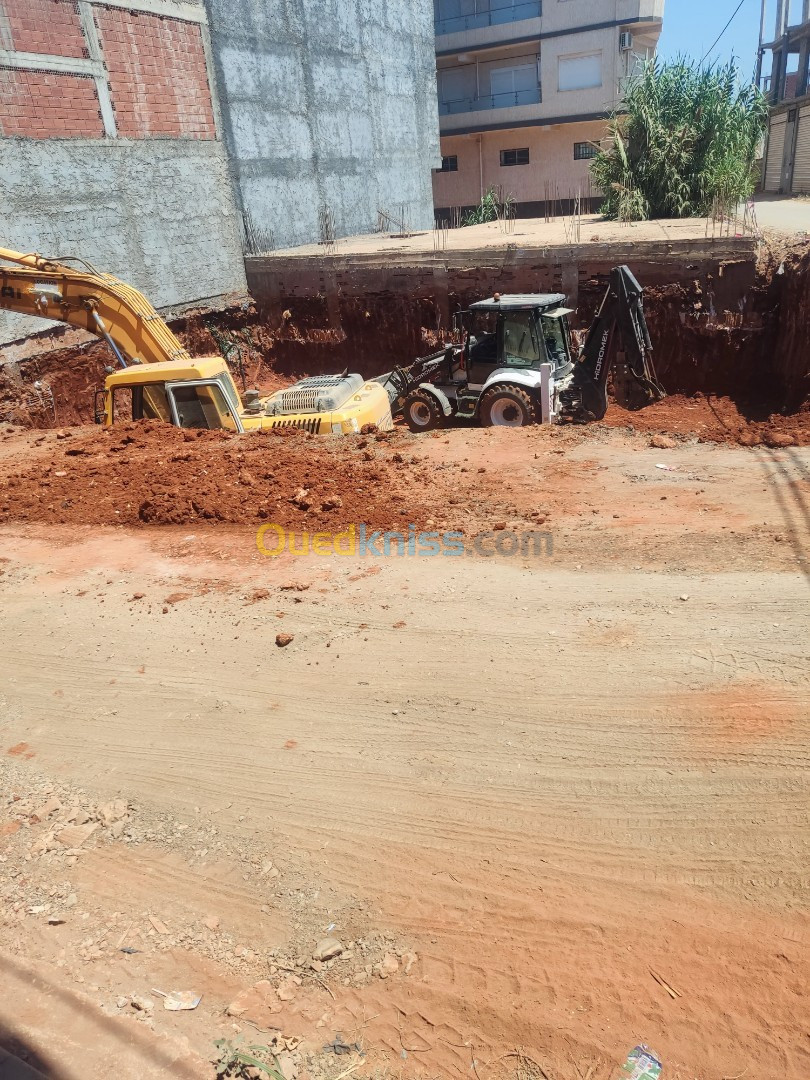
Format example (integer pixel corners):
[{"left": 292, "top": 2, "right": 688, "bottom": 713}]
[
  {"left": 0, "top": 339, "right": 112, "bottom": 428},
  {"left": 599, "top": 393, "right": 810, "bottom": 446},
  {"left": 0, "top": 421, "right": 447, "bottom": 531}
]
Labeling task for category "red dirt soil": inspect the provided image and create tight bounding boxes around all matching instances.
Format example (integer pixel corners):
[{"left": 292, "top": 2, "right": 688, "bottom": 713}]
[
  {"left": 599, "top": 393, "right": 810, "bottom": 446},
  {"left": 0, "top": 421, "right": 449, "bottom": 531}
]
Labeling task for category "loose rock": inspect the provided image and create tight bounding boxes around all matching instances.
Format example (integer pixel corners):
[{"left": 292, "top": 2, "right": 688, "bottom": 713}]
[
  {"left": 276, "top": 977, "right": 298, "bottom": 1002},
  {"left": 31, "top": 797, "right": 62, "bottom": 822},
  {"left": 401, "top": 951, "right": 418, "bottom": 975},
  {"left": 56, "top": 823, "right": 98, "bottom": 848},
  {"left": 276, "top": 1052, "right": 298, "bottom": 1080},
  {"left": 764, "top": 432, "right": 796, "bottom": 448},
  {"left": 375, "top": 952, "right": 399, "bottom": 979},
  {"left": 312, "top": 937, "right": 343, "bottom": 962}
]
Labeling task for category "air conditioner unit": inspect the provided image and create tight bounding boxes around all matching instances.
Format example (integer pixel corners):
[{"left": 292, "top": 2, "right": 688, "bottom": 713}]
[{"left": 619, "top": 31, "right": 633, "bottom": 51}]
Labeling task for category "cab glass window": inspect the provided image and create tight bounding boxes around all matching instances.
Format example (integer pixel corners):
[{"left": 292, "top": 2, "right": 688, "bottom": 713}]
[
  {"left": 112, "top": 387, "right": 133, "bottom": 422},
  {"left": 112, "top": 383, "right": 171, "bottom": 422},
  {"left": 540, "top": 315, "right": 573, "bottom": 367},
  {"left": 502, "top": 312, "right": 541, "bottom": 366},
  {"left": 169, "top": 382, "right": 239, "bottom": 431}
]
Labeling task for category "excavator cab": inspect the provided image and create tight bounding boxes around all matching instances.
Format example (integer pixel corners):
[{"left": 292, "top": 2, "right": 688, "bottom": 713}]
[{"left": 99, "top": 360, "right": 246, "bottom": 431}]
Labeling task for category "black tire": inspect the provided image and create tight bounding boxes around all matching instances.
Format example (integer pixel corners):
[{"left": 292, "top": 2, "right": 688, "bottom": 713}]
[
  {"left": 479, "top": 384, "right": 537, "bottom": 428},
  {"left": 403, "top": 390, "right": 445, "bottom": 433}
]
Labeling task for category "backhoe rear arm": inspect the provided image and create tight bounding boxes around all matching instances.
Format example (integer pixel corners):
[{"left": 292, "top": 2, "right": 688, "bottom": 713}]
[
  {"left": 0, "top": 247, "right": 191, "bottom": 367},
  {"left": 572, "top": 264, "right": 666, "bottom": 419}
]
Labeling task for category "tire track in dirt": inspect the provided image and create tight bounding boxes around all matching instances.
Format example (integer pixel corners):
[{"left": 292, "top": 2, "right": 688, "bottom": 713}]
[{"left": 1, "top": 438, "right": 809, "bottom": 1078}]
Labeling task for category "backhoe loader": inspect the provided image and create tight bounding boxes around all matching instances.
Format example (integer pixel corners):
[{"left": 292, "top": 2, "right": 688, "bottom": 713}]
[
  {"left": 0, "top": 247, "right": 393, "bottom": 435},
  {"left": 379, "top": 265, "right": 666, "bottom": 430}
]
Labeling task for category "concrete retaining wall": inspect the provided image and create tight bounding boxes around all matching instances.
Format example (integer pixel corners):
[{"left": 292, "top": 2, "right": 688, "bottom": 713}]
[
  {"left": 0, "top": 138, "right": 247, "bottom": 344},
  {"left": 244, "top": 236, "right": 768, "bottom": 399},
  {"left": 204, "top": 0, "right": 441, "bottom": 252}
]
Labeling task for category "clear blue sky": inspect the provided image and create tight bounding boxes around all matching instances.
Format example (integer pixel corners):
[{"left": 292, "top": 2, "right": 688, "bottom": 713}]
[{"left": 657, "top": 0, "right": 764, "bottom": 76}]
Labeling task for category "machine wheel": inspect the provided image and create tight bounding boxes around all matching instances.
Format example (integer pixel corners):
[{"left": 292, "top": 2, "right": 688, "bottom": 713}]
[
  {"left": 403, "top": 390, "right": 445, "bottom": 433},
  {"left": 479, "top": 384, "right": 537, "bottom": 428}
]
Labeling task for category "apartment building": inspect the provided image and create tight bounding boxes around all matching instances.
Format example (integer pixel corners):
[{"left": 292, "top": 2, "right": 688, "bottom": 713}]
[
  {"left": 759, "top": 1, "right": 810, "bottom": 194},
  {"left": 432, "top": 0, "right": 665, "bottom": 217}
]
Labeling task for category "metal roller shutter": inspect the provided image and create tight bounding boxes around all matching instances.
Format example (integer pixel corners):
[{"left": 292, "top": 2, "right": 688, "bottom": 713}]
[
  {"left": 792, "top": 108, "right": 810, "bottom": 193},
  {"left": 765, "top": 115, "right": 787, "bottom": 192}
]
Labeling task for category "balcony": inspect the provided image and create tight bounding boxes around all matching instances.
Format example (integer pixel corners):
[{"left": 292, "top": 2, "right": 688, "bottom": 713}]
[
  {"left": 439, "top": 87, "right": 541, "bottom": 114},
  {"left": 434, "top": 0, "right": 542, "bottom": 37},
  {"left": 438, "top": 53, "right": 541, "bottom": 117}
]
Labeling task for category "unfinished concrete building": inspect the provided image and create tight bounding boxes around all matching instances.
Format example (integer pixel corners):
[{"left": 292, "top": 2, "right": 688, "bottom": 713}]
[
  {"left": 204, "top": 0, "right": 440, "bottom": 253},
  {"left": 0, "top": 0, "right": 247, "bottom": 345},
  {"left": 0, "top": 0, "right": 440, "bottom": 345},
  {"left": 760, "top": 0, "right": 810, "bottom": 193},
  {"left": 432, "top": 0, "right": 665, "bottom": 218}
]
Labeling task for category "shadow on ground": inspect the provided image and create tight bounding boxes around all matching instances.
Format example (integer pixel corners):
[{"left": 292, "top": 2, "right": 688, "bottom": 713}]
[{"left": 0, "top": 1026, "right": 64, "bottom": 1079}]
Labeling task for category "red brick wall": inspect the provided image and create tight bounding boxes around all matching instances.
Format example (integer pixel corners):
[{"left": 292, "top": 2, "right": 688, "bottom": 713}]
[
  {"left": 0, "top": 1, "right": 217, "bottom": 140},
  {"left": 0, "top": 0, "right": 88, "bottom": 60},
  {"left": 0, "top": 68, "right": 103, "bottom": 137},
  {"left": 784, "top": 72, "right": 800, "bottom": 101},
  {"left": 95, "top": 7, "right": 216, "bottom": 139}
]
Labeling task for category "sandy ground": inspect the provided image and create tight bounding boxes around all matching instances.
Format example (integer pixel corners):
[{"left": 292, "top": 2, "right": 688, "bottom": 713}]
[
  {"left": 753, "top": 194, "right": 810, "bottom": 236},
  {"left": 0, "top": 425, "right": 808, "bottom": 1080},
  {"left": 265, "top": 215, "right": 753, "bottom": 261}
]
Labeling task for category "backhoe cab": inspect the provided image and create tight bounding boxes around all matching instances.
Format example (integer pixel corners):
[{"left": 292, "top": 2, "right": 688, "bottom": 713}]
[
  {"left": 382, "top": 265, "right": 665, "bottom": 431},
  {"left": 382, "top": 294, "right": 574, "bottom": 432}
]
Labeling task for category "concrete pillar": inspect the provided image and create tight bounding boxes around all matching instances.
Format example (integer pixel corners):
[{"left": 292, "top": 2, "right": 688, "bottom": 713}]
[
  {"left": 771, "top": 47, "right": 781, "bottom": 98},
  {"left": 798, "top": 37, "right": 810, "bottom": 95},
  {"left": 756, "top": 0, "right": 768, "bottom": 86},
  {"left": 775, "top": 46, "right": 789, "bottom": 100}
]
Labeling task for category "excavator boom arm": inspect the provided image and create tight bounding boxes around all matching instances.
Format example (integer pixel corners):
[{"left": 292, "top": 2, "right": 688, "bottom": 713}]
[
  {"left": 572, "top": 265, "right": 665, "bottom": 420},
  {"left": 0, "top": 247, "right": 191, "bottom": 367}
]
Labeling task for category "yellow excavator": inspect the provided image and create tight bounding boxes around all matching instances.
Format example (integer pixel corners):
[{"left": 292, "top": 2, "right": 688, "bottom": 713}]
[{"left": 0, "top": 247, "right": 393, "bottom": 434}]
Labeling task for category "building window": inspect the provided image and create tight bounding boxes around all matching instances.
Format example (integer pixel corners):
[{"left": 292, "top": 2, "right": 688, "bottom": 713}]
[
  {"left": 489, "top": 62, "right": 539, "bottom": 106},
  {"left": 558, "top": 52, "right": 602, "bottom": 92},
  {"left": 574, "top": 142, "right": 598, "bottom": 160},
  {"left": 437, "top": 155, "right": 459, "bottom": 172},
  {"left": 500, "top": 147, "right": 530, "bottom": 167}
]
